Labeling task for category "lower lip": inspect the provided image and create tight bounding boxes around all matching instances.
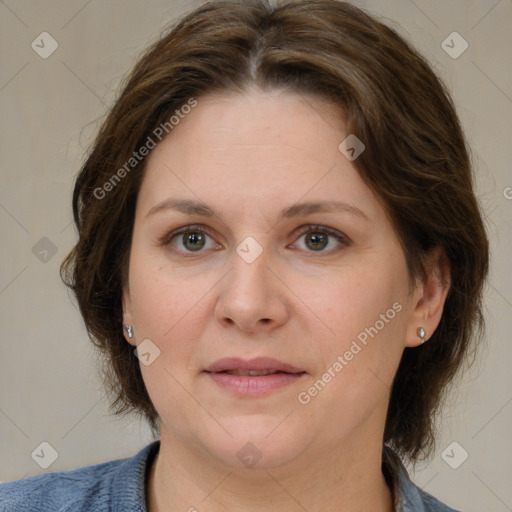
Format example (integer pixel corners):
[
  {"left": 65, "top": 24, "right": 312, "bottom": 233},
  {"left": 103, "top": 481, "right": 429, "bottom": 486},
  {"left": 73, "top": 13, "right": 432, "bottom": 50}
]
[{"left": 205, "top": 371, "right": 306, "bottom": 396}]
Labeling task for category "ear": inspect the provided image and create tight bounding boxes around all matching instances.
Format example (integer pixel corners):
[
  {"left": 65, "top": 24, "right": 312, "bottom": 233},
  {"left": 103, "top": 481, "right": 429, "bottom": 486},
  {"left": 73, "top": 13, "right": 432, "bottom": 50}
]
[
  {"left": 122, "top": 285, "right": 136, "bottom": 347},
  {"left": 405, "top": 246, "right": 450, "bottom": 347}
]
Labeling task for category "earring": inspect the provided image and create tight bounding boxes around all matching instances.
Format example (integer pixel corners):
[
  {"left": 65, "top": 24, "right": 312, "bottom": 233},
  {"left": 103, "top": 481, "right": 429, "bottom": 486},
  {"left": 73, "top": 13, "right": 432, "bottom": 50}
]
[
  {"left": 417, "top": 327, "right": 426, "bottom": 344},
  {"left": 124, "top": 325, "right": 133, "bottom": 339}
]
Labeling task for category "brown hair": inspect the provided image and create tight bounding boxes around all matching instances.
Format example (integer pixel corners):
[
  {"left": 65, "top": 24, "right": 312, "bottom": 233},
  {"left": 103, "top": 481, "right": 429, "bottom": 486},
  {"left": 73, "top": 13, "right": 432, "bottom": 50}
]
[{"left": 60, "top": 0, "right": 489, "bottom": 462}]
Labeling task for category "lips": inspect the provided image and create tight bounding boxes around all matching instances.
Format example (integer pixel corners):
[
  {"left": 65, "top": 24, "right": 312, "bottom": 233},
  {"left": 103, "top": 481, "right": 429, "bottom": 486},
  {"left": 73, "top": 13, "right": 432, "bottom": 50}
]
[
  {"left": 223, "top": 369, "right": 281, "bottom": 376},
  {"left": 204, "top": 357, "right": 306, "bottom": 396},
  {"left": 204, "top": 357, "right": 305, "bottom": 375}
]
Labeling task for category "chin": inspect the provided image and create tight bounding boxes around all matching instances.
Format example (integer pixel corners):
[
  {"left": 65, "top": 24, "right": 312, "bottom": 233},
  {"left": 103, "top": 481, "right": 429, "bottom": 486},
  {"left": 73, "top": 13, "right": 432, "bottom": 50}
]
[{"left": 199, "top": 415, "right": 311, "bottom": 470}]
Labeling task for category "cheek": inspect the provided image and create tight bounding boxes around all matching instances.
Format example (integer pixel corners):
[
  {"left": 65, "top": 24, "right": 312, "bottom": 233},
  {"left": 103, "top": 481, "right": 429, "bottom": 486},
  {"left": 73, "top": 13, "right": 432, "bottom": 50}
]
[
  {"left": 127, "top": 261, "right": 213, "bottom": 420},
  {"left": 292, "top": 265, "right": 408, "bottom": 437},
  {"left": 296, "top": 252, "right": 409, "bottom": 395},
  {"left": 302, "top": 258, "right": 407, "bottom": 345},
  {"left": 128, "top": 245, "right": 211, "bottom": 339}
]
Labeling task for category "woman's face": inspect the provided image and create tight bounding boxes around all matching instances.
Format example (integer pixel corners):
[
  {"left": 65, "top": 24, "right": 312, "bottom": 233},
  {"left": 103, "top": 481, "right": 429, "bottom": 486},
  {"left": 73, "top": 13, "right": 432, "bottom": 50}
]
[{"left": 123, "top": 89, "right": 423, "bottom": 469}]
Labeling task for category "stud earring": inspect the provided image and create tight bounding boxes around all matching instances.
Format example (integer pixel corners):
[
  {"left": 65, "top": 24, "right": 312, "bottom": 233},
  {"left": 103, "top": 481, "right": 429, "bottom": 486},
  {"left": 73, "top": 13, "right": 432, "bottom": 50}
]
[
  {"left": 417, "top": 327, "right": 426, "bottom": 344},
  {"left": 124, "top": 325, "right": 133, "bottom": 339}
]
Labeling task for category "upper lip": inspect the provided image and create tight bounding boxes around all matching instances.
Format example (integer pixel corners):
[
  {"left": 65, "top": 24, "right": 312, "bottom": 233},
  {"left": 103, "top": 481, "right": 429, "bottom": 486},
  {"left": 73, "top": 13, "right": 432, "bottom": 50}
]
[{"left": 205, "top": 357, "right": 305, "bottom": 374}]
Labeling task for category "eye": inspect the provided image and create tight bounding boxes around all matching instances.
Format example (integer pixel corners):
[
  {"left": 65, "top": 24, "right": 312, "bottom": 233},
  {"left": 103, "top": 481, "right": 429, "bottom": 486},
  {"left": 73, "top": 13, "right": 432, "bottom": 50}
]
[
  {"left": 291, "top": 225, "right": 351, "bottom": 254},
  {"left": 163, "top": 225, "right": 220, "bottom": 256},
  {"left": 160, "top": 224, "right": 351, "bottom": 257}
]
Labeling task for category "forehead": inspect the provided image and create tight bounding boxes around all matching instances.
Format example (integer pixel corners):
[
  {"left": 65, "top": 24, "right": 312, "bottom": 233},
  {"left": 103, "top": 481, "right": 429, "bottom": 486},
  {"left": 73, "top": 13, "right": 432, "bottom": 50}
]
[{"left": 137, "top": 89, "right": 379, "bottom": 222}]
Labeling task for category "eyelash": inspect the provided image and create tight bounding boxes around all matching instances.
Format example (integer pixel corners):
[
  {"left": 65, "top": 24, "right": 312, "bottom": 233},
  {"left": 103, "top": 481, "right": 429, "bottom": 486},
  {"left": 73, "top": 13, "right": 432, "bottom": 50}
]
[{"left": 159, "top": 224, "right": 351, "bottom": 258}]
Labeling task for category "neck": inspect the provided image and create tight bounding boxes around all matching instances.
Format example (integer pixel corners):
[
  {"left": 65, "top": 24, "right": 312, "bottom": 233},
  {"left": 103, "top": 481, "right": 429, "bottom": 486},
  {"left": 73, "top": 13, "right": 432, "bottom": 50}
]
[{"left": 147, "top": 428, "right": 394, "bottom": 512}]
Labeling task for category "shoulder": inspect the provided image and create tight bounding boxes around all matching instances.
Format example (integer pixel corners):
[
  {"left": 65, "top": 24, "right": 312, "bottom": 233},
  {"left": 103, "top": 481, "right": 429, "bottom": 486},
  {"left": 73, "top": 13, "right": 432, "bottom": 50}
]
[
  {"left": 0, "top": 440, "right": 160, "bottom": 512},
  {"left": 383, "top": 445, "right": 463, "bottom": 512},
  {"left": 1, "top": 461, "right": 120, "bottom": 512},
  {"left": 413, "top": 486, "right": 463, "bottom": 512}
]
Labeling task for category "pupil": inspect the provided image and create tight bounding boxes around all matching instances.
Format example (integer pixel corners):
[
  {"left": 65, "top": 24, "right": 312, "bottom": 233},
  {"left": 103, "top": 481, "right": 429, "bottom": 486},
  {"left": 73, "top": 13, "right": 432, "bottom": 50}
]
[
  {"left": 185, "top": 232, "right": 204, "bottom": 251},
  {"left": 308, "top": 233, "right": 327, "bottom": 250}
]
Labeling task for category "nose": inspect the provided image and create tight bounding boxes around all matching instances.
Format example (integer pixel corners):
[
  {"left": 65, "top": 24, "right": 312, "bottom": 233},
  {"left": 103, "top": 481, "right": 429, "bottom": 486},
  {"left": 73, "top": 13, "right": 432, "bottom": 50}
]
[{"left": 214, "top": 244, "right": 289, "bottom": 334}]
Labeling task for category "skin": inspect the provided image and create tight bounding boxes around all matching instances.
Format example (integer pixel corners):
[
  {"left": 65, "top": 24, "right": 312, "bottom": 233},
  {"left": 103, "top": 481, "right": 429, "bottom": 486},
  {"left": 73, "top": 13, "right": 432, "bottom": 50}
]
[{"left": 122, "top": 88, "right": 450, "bottom": 512}]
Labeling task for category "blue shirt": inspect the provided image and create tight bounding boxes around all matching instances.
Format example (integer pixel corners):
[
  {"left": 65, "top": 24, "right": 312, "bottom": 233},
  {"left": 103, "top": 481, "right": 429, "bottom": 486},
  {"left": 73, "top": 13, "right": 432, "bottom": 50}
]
[{"left": 1, "top": 440, "right": 461, "bottom": 511}]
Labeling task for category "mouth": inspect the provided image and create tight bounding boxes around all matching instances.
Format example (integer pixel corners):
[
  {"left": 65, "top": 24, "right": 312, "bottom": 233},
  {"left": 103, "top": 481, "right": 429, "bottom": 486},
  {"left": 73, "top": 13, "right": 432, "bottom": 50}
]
[
  {"left": 218, "top": 369, "right": 292, "bottom": 376},
  {"left": 204, "top": 357, "right": 306, "bottom": 396},
  {"left": 204, "top": 356, "right": 305, "bottom": 374}
]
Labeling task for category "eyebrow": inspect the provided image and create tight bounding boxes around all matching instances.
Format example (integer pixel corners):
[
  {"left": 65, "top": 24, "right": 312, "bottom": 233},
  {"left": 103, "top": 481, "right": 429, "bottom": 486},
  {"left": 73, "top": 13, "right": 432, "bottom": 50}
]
[{"left": 146, "top": 198, "right": 369, "bottom": 222}]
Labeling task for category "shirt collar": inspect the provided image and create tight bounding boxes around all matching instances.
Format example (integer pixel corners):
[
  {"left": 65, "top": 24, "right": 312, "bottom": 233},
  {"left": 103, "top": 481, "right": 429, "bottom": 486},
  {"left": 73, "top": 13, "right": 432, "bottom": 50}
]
[
  {"left": 382, "top": 444, "right": 428, "bottom": 512},
  {"left": 110, "top": 440, "right": 160, "bottom": 512}
]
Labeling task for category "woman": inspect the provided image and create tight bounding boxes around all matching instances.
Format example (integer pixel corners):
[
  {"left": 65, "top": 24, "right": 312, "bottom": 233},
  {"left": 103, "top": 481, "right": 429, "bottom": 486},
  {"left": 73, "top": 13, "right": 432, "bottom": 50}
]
[{"left": 1, "top": 0, "right": 488, "bottom": 511}]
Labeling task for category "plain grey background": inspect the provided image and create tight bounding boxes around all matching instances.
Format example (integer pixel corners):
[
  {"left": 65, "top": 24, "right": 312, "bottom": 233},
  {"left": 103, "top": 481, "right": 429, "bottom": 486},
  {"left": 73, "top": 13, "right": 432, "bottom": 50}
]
[{"left": 1, "top": 1, "right": 511, "bottom": 510}]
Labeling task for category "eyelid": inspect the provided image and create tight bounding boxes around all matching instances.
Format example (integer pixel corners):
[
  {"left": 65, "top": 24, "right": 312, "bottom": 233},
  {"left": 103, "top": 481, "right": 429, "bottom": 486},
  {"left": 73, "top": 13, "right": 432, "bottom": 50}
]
[{"left": 160, "top": 224, "right": 217, "bottom": 245}]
